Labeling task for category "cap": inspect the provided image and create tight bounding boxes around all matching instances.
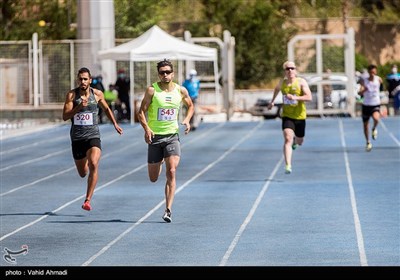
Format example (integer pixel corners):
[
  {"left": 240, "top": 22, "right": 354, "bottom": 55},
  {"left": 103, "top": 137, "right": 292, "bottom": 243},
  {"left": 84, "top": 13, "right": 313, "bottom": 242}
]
[{"left": 189, "top": 69, "right": 197, "bottom": 76}]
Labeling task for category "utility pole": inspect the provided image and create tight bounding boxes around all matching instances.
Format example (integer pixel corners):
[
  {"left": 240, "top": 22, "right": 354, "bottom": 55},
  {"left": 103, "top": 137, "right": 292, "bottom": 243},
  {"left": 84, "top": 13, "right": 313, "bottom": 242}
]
[{"left": 342, "top": 0, "right": 349, "bottom": 33}]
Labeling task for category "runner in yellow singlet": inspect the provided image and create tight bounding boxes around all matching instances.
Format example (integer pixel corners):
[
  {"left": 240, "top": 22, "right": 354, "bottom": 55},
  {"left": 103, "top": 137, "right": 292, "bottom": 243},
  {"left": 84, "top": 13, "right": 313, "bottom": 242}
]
[
  {"left": 138, "top": 59, "right": 194, "bottom": 222},
  {"left": 267, "top": 61, "right": 312, "bottom": 174}
]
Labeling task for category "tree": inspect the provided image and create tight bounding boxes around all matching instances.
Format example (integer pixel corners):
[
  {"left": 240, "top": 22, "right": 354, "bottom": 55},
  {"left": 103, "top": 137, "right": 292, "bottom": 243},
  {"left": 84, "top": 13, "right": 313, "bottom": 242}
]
[{"left": 0, "top": 0, "right": 76, "bottom": 40}]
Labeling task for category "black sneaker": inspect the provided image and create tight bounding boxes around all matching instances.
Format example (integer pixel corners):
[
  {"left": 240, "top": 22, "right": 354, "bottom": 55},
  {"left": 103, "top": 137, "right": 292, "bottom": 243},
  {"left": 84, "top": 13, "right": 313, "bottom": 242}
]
[{"left": 162, "top": 208, "right": 172, "bottom": 223}]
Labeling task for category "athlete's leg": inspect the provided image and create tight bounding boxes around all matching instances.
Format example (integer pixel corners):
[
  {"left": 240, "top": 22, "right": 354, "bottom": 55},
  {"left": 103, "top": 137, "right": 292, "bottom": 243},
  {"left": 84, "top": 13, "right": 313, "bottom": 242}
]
[
  {"left": 363, "top": 119, "right": 370, "bottom": 143},
  {"left": 164, "top": 155, "right": 180, "bottom": 211},
  {"left": 371, "top": 110, "right": 380, "bottom": 131},
  {"left": 283, "top": 128, "right": 294, "bottom": 168},
  {"left": 74, "top": 158, "right": 89, "bottom": 178},
  {"left": 84, "top": 146, "right": 101, "bottom": 202},
  {"left": 148, "top": 160, "right": 164, "bottom": 182}
]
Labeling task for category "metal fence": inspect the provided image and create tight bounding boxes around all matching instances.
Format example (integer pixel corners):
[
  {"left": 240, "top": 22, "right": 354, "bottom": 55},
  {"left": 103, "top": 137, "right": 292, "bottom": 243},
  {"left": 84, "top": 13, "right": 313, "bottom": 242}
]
[
  {"left": 0, "top": 36, "right": 222, "bottom": 110},
  {"left": 288, "top": 28, "right": 356, "bottom": 116},
  {"left": 0, "top": 40, "right": 32, "bottom": 105}
]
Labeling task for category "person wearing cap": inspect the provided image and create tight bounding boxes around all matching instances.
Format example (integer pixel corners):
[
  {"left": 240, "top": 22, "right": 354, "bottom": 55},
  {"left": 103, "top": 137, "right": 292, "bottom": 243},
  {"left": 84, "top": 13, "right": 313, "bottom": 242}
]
[{"left": 182, "top": 69, "right": 200, "bottom": 130}]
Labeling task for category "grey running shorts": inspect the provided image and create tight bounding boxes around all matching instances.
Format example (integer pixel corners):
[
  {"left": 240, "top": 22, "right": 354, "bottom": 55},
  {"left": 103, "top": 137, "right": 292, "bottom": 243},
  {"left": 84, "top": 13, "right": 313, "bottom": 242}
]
[{"left": 148, "top": 134, "right": 181, "bottom": 163}]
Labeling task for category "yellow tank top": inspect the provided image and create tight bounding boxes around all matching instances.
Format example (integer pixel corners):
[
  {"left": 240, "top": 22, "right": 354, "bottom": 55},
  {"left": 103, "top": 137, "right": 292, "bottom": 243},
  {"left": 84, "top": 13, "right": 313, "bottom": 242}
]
[
  {"left": 148, "top": 82, "right": 182, "bottom": 135},
  {"left": 281, "top": 78, "right": 307, "bottom": 119}
]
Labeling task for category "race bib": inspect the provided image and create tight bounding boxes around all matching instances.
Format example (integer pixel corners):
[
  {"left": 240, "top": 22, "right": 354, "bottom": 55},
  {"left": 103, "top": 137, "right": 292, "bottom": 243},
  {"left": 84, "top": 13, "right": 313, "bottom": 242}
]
[
  {"left": 283, "top": 95, "right": 298, "bottom": 105},
  {"left": 157, "top": 108, "right": 177, "bottom": 121},
  {"left": 74, "top": 112, "right": 94, "bottom": 125}
]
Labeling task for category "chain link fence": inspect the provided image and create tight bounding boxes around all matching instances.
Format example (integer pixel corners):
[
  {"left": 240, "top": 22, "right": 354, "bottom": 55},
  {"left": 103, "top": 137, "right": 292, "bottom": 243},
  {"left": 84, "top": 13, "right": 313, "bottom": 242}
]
[{"left": 0, "top": 41, "right": 31, "bottom": 105}]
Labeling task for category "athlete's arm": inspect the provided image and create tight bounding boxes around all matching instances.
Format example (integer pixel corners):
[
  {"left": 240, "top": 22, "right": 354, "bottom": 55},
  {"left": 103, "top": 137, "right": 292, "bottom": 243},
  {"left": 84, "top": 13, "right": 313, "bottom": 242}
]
[
  {"left": 138, "top": 86, "right": 155, "bottom": 143},
  {"left": 62, "top": 90, "right": 84, "bottom": 121},
  {"left": 358, "top": 79, "right": 366, "bottom": 96},
  {"left": 298, "top": 78, "right": 312, "bottom": 102},
  {"left": 94, "top": 89, "right": 123, "bottom": 135},
  {"left": 268, "top": 79, "right": 283, "bottom": 110}
]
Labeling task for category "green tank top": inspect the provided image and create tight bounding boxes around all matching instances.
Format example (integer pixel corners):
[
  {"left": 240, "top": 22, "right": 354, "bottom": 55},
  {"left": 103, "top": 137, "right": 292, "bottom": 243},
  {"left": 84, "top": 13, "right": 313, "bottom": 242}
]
[
  {"left": 148, "top": 82, "right": 182, "bottom": 135},
  {"left": 281, "top": 78, "right": 307, "bottom": 120}
]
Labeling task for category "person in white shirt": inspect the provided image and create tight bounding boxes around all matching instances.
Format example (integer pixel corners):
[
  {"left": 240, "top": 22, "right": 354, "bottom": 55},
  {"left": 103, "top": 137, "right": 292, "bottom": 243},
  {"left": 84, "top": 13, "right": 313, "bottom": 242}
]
[{"left": 358, "top": 64, "right": 383, "bottom": 152}]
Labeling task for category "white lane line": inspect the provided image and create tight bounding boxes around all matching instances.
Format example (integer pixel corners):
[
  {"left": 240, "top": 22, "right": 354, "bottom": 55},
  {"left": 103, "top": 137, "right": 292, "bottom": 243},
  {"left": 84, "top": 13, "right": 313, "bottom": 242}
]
[
  {"left": 339, "top": 119, "right": 368, "bottom": 266},
  {"left": 380, "top": 120, "right": 400, "bottom": 147},
  {"left": 0, "top": 163, "right": 147, "bottom": 242},
  {"left": 0, "top": 126, "right": 134, "bottom": 172},
  {"left": 0, "top": 123, "right": 225, "bottom": 241},
  {"left": 81, "top": 122, "right": 263, "bottom": 266},
  {"left": 0, "top": 150, "right": 68, "bottom": 172},
  {"left": 219, "top": 156, "right": 283, "bottom": 266},
  {"left": 0, "top": 141, "right": 138, "bottom": 197},
  {"left": 0, "top": 135, "right": 66, "bottom": 156},
  {"left": 1, "top": 166, "right": 75, "bottom": 197}
]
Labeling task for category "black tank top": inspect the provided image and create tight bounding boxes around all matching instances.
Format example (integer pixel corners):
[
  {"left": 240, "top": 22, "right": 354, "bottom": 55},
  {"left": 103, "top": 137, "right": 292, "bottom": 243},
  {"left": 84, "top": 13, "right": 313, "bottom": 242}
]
[{"left": 70, "top": 87, "right": 100, "bottom": 141}]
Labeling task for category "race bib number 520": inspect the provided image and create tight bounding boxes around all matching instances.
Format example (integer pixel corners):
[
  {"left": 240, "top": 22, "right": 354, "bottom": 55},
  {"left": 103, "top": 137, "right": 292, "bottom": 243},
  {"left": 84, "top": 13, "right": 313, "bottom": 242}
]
[
  {"left": 157, "top": 108, "right": 177, "bottom": 121},
  {"left": 74, "top": 112, "right": 94, "bottom": 125}
]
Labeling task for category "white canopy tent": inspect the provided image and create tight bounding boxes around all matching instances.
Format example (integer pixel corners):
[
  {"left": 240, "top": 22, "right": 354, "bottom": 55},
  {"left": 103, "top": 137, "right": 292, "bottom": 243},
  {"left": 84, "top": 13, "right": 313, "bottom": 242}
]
[{"left": 98, "top": 25, "right": 220, "bottom": 123}]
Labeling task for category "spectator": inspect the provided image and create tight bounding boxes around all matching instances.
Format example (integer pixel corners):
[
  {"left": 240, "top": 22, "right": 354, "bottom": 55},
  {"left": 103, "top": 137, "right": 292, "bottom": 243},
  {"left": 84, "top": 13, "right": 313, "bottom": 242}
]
[
  {"left": 182, "top": 69, "right": 200, "bottom": 130},
  {"left": 386, "top": 65, "right": 400, "bottom": 115},
  {"left": 103, "top": 84, "right": 120, "bottom": 121},
  {"left": 115, "top": 69, "right": 131, "bottom": 121},
  {"left": 90, "top": 75, "right": 105, "bottom": 123}
]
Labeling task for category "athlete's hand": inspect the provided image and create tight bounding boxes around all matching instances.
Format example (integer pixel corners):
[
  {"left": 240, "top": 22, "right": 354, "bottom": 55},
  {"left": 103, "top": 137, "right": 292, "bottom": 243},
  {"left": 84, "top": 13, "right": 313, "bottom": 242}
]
[
  {"left": 114, "top": 124, "right": 123, "bottom": 135},
  {"left": 181, "top": 121, "right": 191, "bottom": 134},
  {"left": 144, "top": 129, "right": 154, "bottom": 144},
  {"left": 78, "top": 98, "right": 88, "bottom": 107}
]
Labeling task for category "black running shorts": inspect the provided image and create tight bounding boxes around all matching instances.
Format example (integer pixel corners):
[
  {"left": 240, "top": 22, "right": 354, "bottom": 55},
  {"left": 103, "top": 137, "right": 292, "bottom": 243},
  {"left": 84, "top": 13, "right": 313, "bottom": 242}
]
[
  {"left": 71, "top": 138, "right": 101, "bottom": 160},
  {"left": 282, "top": 117, "right": 306, "bottom": 138}
]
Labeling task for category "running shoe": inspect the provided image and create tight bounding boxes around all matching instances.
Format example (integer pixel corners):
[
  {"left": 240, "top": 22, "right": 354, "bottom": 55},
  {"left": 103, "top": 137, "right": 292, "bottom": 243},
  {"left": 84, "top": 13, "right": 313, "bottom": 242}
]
[
  {"left": 372, "top": 128, "right": 378, "bottom": 140},
  {"left": 285, "top": 165, "right": 292, "bottom": 174},
  {"left": 162, "top": 208, "right": 172, "bottom": 223},
  {"left": 366, "top": 142, "right": 372, "bottom": 152},
  {"left": 292, "top": 137, "right": 298, "bottom": 150},
  {"left": 82, "top": 200, "right": 92, "bottom": 211}
]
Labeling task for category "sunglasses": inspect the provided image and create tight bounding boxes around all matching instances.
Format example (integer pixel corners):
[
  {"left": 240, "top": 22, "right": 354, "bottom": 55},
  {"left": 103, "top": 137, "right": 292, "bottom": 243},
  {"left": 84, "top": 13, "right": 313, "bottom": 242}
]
[
  {"left": 285, "top": 67, "right": 296, "bottom": 71},
  {"left": 159, "top": 70, "right": 173, "bottom": 75}
]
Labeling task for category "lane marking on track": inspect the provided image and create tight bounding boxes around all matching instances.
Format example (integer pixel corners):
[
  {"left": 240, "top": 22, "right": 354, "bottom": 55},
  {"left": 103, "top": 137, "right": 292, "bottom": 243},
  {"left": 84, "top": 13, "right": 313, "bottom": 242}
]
[
  {"left": 0, "top": 123, "right": 225, "bottom": 242},
  {"left": 380, "top": 120, "right": 400, "bottom": 146},
  {"left": 219, "top": 156, "right": 283, "bottom": 266},
  {"left": 339, "top": 119, "right": 368, "bottom": 266},
  {"left": 81, "top": 122, "right": 262, "bottom": 266},
  {"left": 0, "top": 140, "right": 139, "bottom": 197},
  {"left": 0, "top": 135, "right": 66, "bottom": 156}
]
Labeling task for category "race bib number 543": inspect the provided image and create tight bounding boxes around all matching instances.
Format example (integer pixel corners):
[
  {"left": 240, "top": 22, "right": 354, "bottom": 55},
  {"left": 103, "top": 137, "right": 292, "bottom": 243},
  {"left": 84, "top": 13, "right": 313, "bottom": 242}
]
[
  {"left": 74, "top": 112, "right": 94, "bottom": 125},
  {"left": 157, "top": 108, "right": 177, "bottom": 121}
]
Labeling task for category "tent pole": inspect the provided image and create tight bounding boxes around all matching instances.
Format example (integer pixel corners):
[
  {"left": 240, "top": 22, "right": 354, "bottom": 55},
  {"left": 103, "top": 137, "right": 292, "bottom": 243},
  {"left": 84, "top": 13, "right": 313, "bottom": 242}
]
[
  {"left": 130, "top": 61, "right": 135, "bottom": 125},
  {"left": 213, "top": 58, "right": 220, "bottom": 111}
]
